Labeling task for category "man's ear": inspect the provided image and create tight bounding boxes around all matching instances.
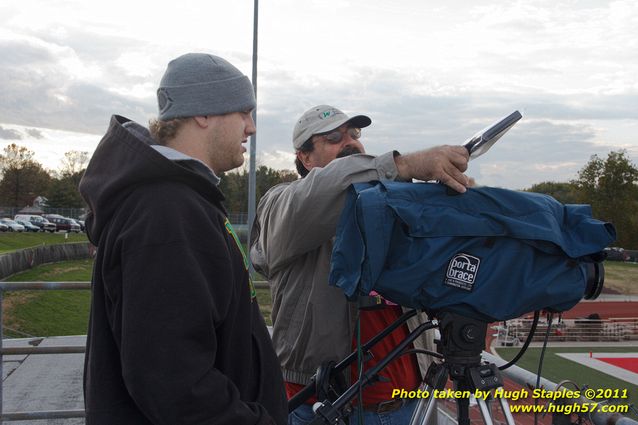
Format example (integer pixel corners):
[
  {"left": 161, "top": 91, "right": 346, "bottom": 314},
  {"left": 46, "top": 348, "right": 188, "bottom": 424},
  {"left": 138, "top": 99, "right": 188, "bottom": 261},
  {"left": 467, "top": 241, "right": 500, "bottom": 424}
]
[
  {"left": 192, "top": 116, "right": 209, "bottom": 128},
  {"left": 296, "top": 150, "right": 313, "bottom": 170}
]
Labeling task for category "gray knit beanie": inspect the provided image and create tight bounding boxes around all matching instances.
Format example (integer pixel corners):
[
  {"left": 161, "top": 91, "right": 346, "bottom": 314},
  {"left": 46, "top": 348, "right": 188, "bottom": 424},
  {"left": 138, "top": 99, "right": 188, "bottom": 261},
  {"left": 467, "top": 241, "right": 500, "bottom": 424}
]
[{"left": 157, "top": 53, "right": 256, "bottom": 120}]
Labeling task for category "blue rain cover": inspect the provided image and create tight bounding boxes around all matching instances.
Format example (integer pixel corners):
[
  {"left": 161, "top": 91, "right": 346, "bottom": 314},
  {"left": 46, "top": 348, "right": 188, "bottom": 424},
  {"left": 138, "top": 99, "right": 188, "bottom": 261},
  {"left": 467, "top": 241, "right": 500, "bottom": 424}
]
[{"left": 329, "top": 181, "right": 615, "bottom": 322}]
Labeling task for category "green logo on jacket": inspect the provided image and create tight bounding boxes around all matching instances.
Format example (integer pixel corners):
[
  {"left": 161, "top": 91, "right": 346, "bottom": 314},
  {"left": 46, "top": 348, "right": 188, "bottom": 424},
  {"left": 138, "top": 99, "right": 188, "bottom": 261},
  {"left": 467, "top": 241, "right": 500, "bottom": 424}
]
[{"left": 224, "top": 218, "right": 256, "bottom": 300}]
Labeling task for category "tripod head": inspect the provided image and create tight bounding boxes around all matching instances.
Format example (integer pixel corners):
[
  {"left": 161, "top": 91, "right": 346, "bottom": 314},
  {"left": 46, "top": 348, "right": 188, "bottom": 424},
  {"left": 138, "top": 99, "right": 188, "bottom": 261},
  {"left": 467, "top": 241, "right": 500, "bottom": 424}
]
[
  {"left": 416, "top": 312, "right": 504, "bottom": 425},
  {"left": 437, "top": 312, "right": 486, "bottom": 366},
  {"left": 428, "top": 312, "right": 502, "bottom": 390}
]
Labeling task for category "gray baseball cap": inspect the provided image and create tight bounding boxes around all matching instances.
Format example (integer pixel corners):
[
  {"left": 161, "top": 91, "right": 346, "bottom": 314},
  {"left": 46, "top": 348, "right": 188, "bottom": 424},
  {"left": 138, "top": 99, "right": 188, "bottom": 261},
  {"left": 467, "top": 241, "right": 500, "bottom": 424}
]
[{"left": 292, "top": 105, "right": 371, "bottom": 150}]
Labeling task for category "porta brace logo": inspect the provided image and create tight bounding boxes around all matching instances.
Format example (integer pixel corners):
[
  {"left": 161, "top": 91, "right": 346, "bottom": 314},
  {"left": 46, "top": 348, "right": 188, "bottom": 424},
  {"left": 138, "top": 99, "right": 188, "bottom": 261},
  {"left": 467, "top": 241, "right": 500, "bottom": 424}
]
[{"left": 444, "top": 253, "right": 480, "bottom": 291}]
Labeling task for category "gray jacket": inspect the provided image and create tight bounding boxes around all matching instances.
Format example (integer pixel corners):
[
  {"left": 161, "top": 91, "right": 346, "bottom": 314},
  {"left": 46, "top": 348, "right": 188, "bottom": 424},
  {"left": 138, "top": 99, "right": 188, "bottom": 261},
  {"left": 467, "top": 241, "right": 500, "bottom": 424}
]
[{"left": 250, "top": 152, "right": 435, "bottom": 385}]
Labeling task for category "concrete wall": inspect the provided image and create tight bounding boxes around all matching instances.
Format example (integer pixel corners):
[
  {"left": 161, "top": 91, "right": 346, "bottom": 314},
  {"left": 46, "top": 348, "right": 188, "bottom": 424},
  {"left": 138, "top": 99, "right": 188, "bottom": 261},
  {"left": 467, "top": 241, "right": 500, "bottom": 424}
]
[{"left": 0, "top": 242, "right": 93, "bottom": 280}]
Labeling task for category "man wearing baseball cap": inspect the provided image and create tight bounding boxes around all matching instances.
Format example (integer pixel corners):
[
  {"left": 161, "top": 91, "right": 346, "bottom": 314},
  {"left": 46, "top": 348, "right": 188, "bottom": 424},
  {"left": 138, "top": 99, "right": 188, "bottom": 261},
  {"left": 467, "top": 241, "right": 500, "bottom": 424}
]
[
  {"left": 250, "top": 104, "right": 470, "bottom": 424},
  {"left": 80, "top": 53, "right": 287, "bottom": 425}
]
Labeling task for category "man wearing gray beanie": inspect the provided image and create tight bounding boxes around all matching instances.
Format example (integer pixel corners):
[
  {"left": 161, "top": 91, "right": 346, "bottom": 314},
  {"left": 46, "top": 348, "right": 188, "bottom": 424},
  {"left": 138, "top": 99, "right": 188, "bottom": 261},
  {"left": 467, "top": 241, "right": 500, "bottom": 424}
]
[{"left": 80, "top": 53, "right": 287, "bottom": 425}]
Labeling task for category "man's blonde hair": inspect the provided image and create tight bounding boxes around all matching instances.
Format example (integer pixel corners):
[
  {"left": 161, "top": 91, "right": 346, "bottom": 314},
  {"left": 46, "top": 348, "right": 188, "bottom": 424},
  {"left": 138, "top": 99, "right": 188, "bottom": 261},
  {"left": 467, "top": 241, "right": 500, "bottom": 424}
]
[{"left": 148, "top": 117, "right": 190, "bottom": 145}]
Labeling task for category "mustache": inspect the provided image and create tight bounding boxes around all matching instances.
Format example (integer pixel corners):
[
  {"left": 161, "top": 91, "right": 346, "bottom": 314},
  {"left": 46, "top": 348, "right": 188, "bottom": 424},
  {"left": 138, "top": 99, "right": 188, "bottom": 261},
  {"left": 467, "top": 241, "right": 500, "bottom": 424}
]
[{"left": 336, "top": 145, "right": 363, "bottom": 158}]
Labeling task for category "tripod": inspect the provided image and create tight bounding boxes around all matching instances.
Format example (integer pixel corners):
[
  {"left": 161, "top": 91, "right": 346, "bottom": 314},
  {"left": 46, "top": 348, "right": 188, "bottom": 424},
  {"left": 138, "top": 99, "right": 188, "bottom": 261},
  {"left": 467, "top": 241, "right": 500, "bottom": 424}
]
[
  {"left": 298, "top": 310, "right": 517, "bottom": 425},
  {"left": 409, "top": 312, "right": 517, "bottom": 425},
  {"left": 306, "top": 311, "right": 438, "bottom": 425}
]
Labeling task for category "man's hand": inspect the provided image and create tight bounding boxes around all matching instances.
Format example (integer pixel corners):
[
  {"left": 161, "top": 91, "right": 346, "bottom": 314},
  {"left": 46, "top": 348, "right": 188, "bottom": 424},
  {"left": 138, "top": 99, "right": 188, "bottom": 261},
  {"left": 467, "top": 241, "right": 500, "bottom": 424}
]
[{"left": 395, "top": 146, "right": 470, "bottom": 193}]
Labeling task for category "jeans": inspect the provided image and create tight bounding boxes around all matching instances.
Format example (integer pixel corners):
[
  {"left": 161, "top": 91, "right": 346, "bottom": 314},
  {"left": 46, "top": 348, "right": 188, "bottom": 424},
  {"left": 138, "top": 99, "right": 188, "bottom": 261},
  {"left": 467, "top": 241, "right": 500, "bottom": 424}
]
[{"left": 288, "top": 399, "right": 418, "bottom": 425}]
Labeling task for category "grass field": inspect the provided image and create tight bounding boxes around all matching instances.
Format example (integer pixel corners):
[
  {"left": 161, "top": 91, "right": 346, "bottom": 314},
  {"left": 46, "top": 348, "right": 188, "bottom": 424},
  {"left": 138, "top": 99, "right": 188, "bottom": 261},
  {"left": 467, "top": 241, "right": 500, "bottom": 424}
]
[
  {"left": 2, "top": 259, "right": 93, "bottom": 337},
  {"left": 2, "top": 258, "right": 274, "bottom": 337},
  {"left": 0, "top": 232, "right": 88, "bottom": 253},
  {"left": 603, "top": 261, "right": 638, "bottom": 294},
  {"left": 496, "top": 346, "right": 638, "bottom": 409}
]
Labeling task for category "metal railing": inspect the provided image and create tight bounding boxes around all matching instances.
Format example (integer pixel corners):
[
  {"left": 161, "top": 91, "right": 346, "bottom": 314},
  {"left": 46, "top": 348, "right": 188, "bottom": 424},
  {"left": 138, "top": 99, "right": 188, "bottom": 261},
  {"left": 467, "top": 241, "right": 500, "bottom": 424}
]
[
  {"left": 495, "top": 317, "right": 638, "bottom": 346},
  {"left": 0, "top": 282, "right": 90, "bottom": 422},
  {"left": 484, "top": 352, "right": 638, "bottom": 425},
  {"left": 0, "top": 280, "right": 270, "bottom": 423}
]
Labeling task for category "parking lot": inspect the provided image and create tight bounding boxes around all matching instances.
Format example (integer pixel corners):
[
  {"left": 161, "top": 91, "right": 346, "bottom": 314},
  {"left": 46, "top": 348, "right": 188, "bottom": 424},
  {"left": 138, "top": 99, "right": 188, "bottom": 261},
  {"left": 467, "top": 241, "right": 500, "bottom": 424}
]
[{"left": 1, "top": 214, "right": 84, "bottom": 233}]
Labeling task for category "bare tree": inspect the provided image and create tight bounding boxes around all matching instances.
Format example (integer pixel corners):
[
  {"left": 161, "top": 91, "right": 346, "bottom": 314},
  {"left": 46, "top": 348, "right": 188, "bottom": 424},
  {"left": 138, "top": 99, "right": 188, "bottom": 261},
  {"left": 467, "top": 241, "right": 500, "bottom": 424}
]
[
  {"left": 60, "top": 151, "right": 90, "bottom": 176},
  {"left": 0, "top": 143, "right": 36, "bottom": 174}
]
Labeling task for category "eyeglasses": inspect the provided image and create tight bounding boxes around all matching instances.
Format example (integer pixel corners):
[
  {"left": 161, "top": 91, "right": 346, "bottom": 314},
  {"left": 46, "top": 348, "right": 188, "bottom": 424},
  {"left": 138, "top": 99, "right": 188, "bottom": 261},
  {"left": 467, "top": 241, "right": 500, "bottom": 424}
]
[{"left": 316, "top": 127, "right": 361, "bottom": 144}]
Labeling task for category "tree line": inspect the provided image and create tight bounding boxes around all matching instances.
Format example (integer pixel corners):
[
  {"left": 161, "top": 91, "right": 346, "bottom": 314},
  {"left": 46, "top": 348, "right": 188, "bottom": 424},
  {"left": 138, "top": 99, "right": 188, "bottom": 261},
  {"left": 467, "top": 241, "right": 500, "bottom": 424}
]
[
  {"left": 218, "top": 165, "right": 297, "bottom": 213},
  {"left": 0, "top": 144, "right": 87, "bottom": 209},
  {"left": 0, "top": 143, "right": 298, "bottom": 213},
  {"left": 2, "top": 143, "right": 636, "bottom": 248},
  {"left": 526, "top": 150, "right": 638, "bottom": 248}
]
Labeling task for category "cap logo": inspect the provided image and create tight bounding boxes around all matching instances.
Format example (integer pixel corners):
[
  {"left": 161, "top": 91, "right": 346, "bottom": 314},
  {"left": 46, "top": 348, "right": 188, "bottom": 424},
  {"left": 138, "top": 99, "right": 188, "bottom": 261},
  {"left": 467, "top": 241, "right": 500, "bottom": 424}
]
[
  {"left": 157, "top": 88, "right": 173, "bottom": 114},
  {"left": 318, "top": 108, "right": 342, "bottom": 120}
]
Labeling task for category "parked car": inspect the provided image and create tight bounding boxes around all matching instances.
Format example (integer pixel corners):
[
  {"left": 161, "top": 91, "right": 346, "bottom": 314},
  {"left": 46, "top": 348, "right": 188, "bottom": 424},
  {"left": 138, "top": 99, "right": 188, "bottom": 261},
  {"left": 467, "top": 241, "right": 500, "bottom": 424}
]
[
  {"left": 36, "top": 218, "right": 57, "bottom": 233},
  {"left": 15, "top": 220, "right": 41, "bottom": 232},
  {"left": 14, "top": 214, "right": 43, "bottom": 223},
  {"left": 604, "top": 247, "right": 629, "bottom": 261},
  {"left": 69, "top": 219, "right": 84, "bottom": 232},
  {"left": 0, "top": 218, "right": 25, "bottom": 232},
  {"left": 43, "top": 215, "right": 81, "bottom": 233},
  {"left": 14, "top": 214, "right": 57, "bottom": 232}
]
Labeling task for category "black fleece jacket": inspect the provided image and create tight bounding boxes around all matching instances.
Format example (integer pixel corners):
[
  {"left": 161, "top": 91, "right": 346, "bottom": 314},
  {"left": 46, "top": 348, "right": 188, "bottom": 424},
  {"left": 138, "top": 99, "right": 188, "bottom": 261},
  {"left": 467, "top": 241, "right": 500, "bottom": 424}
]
[{"left": 79, "top": 115, "right": 286, "bottom": 425}]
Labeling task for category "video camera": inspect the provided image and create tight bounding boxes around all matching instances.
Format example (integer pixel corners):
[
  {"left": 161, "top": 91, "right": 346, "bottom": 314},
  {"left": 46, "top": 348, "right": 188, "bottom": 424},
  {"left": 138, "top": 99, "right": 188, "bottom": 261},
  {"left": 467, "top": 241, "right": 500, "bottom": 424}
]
[
  {"left": 299, "top": 111, "right": 615, "bottom": 425},
  {"left": 329, "top": 111, "right": 614, "bottom": 322}
]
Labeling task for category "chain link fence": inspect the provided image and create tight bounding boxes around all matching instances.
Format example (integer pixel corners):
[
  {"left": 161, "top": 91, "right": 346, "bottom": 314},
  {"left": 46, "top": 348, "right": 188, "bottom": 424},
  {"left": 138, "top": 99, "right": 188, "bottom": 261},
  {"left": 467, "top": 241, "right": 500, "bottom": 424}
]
[{"left": 0, "top": 208, "right": 250, "bottom": 226}]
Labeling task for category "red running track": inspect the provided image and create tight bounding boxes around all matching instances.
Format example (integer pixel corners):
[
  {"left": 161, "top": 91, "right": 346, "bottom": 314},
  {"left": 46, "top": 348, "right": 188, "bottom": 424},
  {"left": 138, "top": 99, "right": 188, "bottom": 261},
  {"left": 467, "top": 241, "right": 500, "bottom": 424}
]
[
  {"left": 478, "top": 300, "right": 638, "bottom": 425},
  {"left": 514, "top": 301, "right": 638, "bottom": 320}
]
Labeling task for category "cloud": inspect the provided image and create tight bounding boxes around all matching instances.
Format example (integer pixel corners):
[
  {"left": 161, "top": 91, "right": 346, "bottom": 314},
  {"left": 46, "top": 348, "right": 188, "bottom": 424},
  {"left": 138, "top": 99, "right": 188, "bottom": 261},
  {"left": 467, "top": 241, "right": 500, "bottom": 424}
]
[
  {"left": 26, "top": 128, "right": 43, "bottom": 139},
  {"left": 0, "top": 39, "right": 155, "bottom": 134},
  {"left": 468, "top": 119, "right": 611, "bottom": 189},
  {"left": 255, "top": 64, "right": 638, "bottom": 189},
  {"left": 255, "top": 150, "right": 295, "bottom": 171},
  {"left": 0, "top": 0, "right": 636, "bottom": 191},
  {"left": 0, "top": 25, "right": 260, "bottom": 135},
  {"left": 0, "top": 126, "right": 22, "bottom": 140}
]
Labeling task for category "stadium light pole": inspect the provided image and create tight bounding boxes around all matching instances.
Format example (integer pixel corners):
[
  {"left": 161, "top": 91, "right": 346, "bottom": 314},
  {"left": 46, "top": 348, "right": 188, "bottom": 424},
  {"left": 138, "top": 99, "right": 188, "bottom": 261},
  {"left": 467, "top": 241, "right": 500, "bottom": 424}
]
[{"left": 247, "top": 0, "right": 258, "bottom": 275}]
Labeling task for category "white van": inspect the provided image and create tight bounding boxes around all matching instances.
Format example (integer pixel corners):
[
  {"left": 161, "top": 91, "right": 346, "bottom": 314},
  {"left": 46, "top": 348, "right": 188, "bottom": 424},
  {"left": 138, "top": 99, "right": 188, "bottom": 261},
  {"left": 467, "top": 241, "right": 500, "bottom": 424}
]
[{"left": 14, "top": 214, "right": 57, "bottom": 232}]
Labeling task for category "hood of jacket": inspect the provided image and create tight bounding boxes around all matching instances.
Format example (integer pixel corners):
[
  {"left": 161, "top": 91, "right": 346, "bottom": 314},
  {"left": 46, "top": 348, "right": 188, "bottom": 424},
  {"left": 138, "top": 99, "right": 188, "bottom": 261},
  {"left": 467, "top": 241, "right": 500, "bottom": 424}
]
[{"left": 79, "top": 115, "right": 223, "bottom": 245}]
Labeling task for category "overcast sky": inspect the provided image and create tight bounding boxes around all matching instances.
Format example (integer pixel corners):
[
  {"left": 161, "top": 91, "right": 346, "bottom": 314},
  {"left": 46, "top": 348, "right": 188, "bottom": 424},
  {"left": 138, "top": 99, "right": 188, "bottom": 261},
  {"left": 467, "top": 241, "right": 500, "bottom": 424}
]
[{"left": 1, "top": 0, "right": 637, "bottom": 189}]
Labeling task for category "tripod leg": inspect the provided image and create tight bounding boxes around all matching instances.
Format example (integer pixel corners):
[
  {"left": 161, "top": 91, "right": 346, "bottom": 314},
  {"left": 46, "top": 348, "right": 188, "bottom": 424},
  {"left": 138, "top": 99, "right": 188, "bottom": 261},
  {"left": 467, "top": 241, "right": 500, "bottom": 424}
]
[
  {"left": 457, "top": 397, "right": 473, "bottom": 425},
  {"left": 497, "top": 395, "right": 517, "bottom": 425},
  {"left": 477, "top": 398, "right": 495, "bottom": 425},
  {"left": 408, "top": 385, "right": 437, "bottom": 425}
]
